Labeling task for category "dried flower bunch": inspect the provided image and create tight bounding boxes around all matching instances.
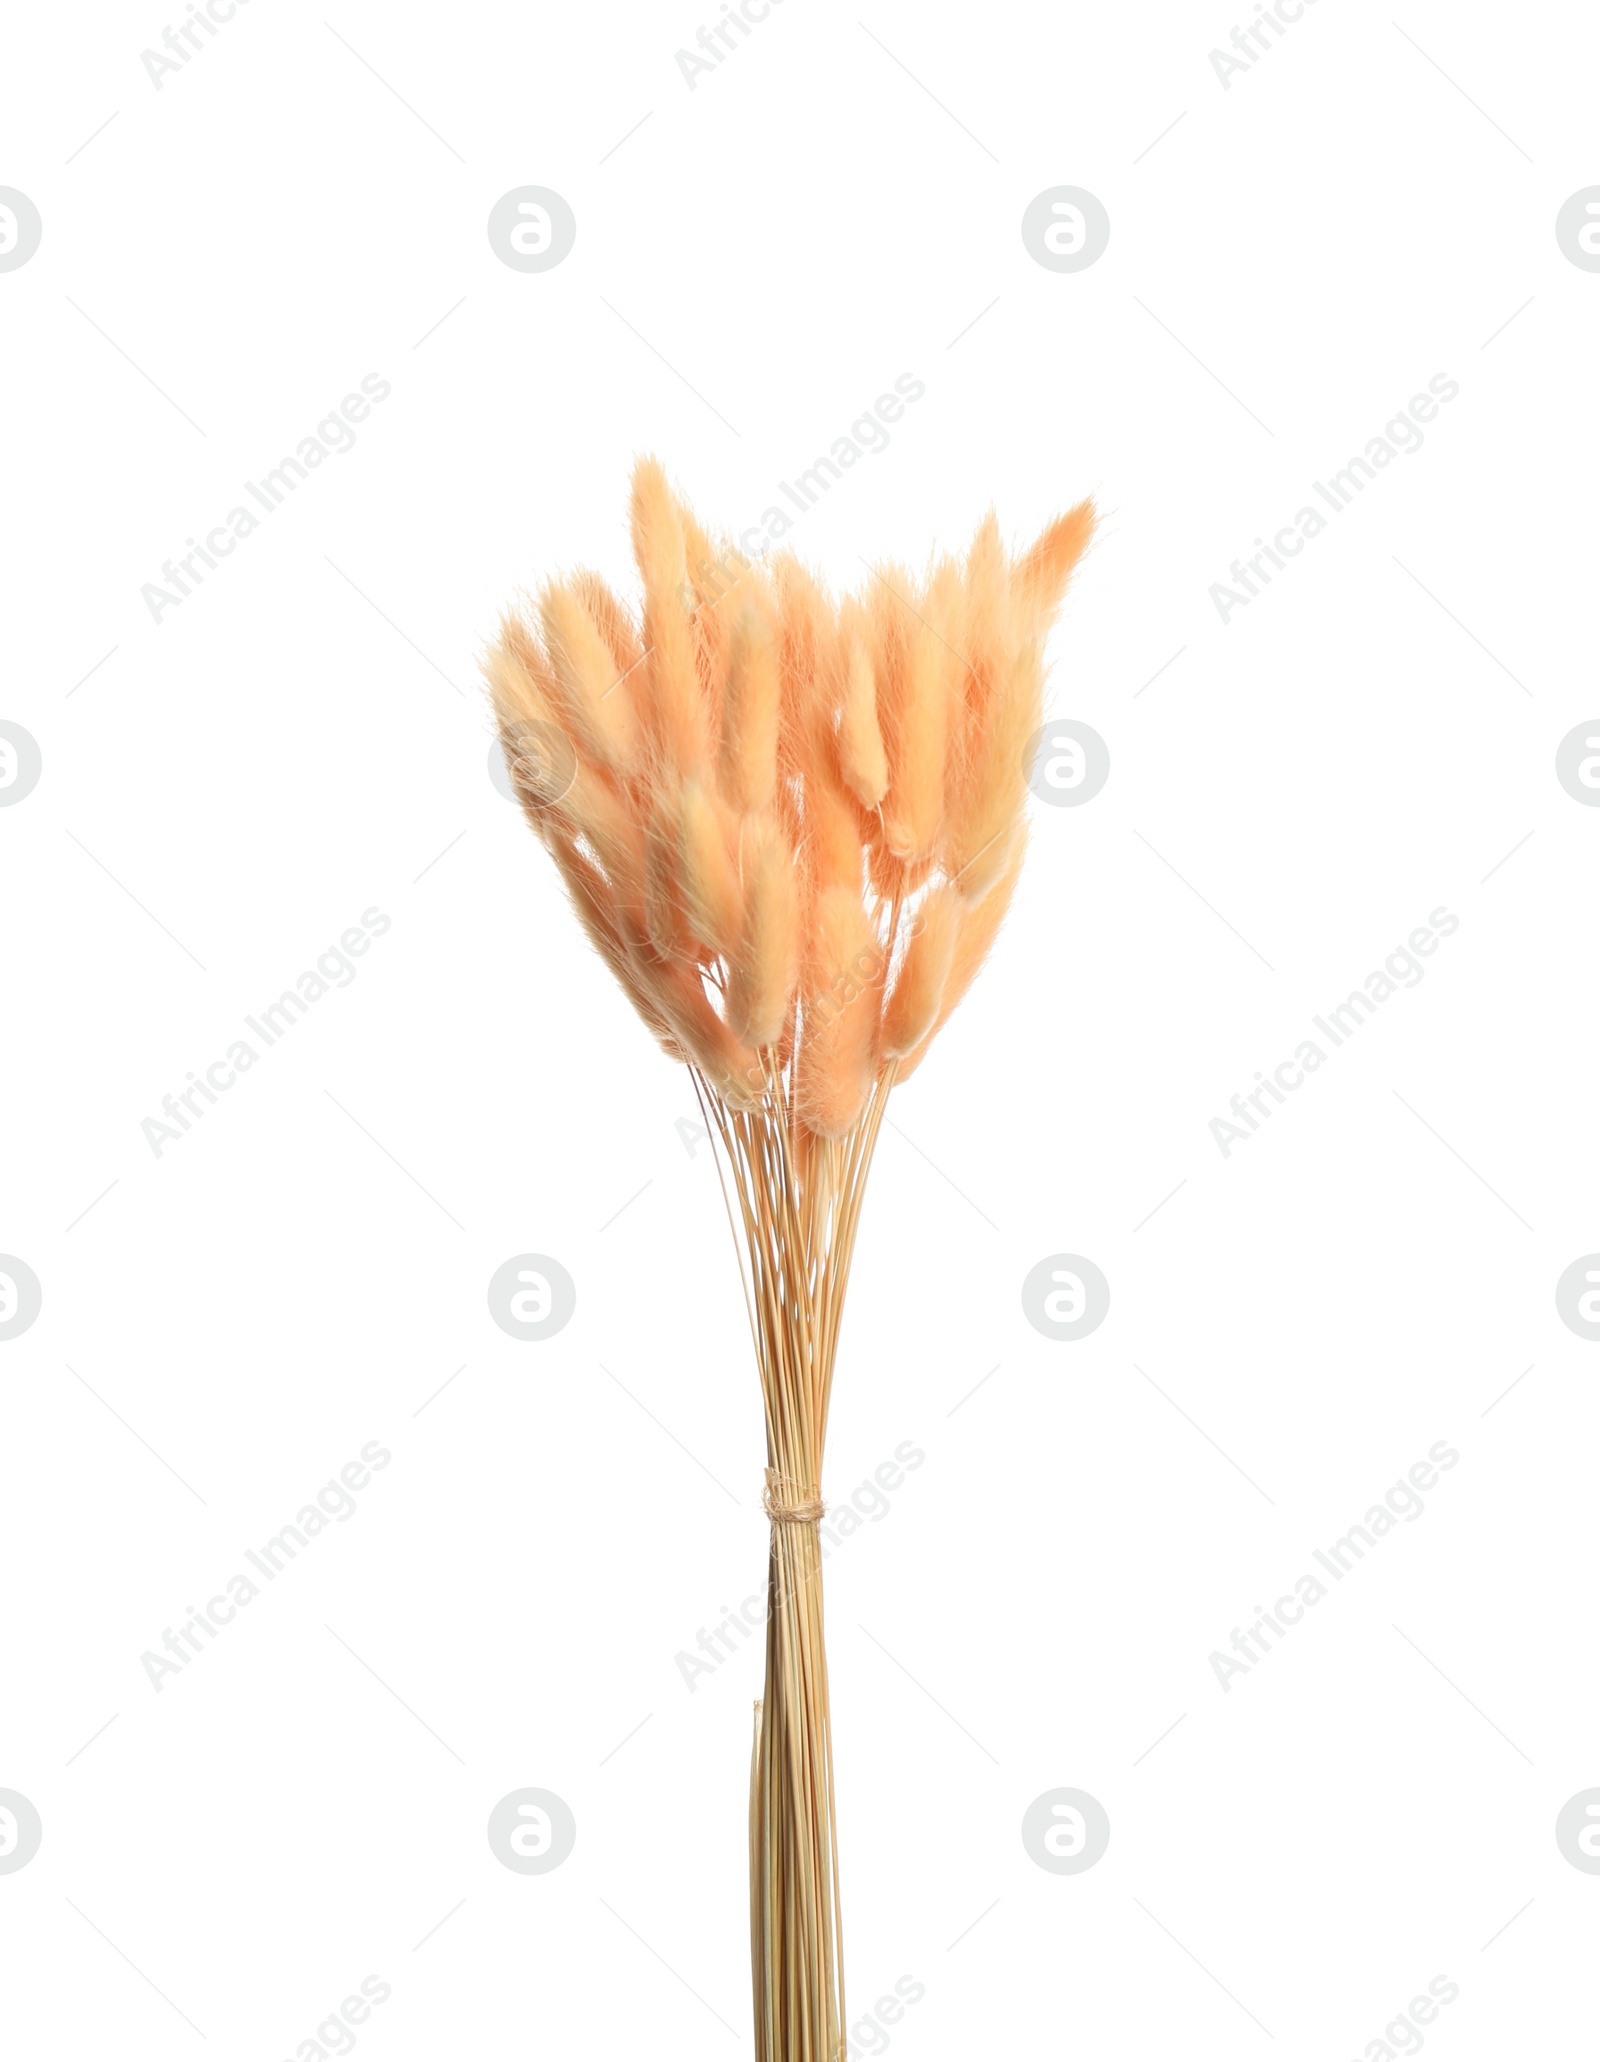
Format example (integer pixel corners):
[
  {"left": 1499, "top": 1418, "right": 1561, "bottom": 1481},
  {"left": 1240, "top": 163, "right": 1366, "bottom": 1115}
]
[
  {"left": 487, "top": 458, "right": 1093, "bottom": 2062},
  {"left": 487, "top": 458, "right": 1092, "bottom": 1120}
]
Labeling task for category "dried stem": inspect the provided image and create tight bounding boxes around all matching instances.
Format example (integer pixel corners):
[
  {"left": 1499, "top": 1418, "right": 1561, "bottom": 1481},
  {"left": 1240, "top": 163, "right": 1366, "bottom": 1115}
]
[{"left": 694, "top": 1060, "right": 896, "bottom": 2062}]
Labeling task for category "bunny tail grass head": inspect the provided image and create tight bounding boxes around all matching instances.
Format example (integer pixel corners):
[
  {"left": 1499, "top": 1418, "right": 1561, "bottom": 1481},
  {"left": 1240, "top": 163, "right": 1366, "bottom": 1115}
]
[{"left": 485, "top": 459, "right": 1095, "bottom": 1139}]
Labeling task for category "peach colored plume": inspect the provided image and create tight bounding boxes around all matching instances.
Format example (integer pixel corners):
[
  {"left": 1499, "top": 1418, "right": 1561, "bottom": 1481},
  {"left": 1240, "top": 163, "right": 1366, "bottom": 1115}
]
[{"left": 486, "top": 456, "right": 1093, "bottom": 1135}]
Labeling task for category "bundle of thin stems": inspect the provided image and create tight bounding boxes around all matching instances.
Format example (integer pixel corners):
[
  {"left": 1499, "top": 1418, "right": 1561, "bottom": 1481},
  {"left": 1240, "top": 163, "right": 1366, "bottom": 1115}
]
[{"left": 486, "top": 458, "right": 1093, "bottom": 2062}]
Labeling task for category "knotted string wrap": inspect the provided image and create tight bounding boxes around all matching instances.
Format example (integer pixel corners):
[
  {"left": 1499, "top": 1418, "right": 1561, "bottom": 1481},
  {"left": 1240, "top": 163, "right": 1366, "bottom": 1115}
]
[
  {"left": 764, "top": 1470, "right": 825, "bottom": 1526},
  {"left": 753, "top": 1456, "right": 842, "bottom": 2062}
]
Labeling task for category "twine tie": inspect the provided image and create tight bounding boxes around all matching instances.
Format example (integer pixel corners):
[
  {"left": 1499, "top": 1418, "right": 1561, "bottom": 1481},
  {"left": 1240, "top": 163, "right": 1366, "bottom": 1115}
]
[{"left": 763, "top": 1469, "right": 824, "bottom": 1525}]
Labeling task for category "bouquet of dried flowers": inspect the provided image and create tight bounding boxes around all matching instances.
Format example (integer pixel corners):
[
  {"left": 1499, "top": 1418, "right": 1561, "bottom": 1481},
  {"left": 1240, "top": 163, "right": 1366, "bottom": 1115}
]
[{"left": 487, "top": 459, "right": 1093, "bottom": 2062}]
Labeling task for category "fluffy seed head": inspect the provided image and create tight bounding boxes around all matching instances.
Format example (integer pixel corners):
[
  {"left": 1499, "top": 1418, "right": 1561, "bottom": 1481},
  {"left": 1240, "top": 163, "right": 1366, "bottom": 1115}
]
[
  {"left": 719, "top": 597, "right": 780, "bottom": 814},
  {"left": 486, "top": 459, "right": 1093, "bottom": 1136},
  {"left": 881, "top": 560, "right": 957, "bottom": 861},
  {"left": 837, "top": 615, "right": 888, "bottom": 809},
  {"left": 631, "top": 458, "right": 710, "bottom": 773},
  {"left": 727, "top": 814, "right": 800, "bottom": 1048},
  {"left": 879, "top": 883, "right": 959, "bottom": 1060},
  {"left": 896, "top": 825, "right": 1027, "bottom": 1083},
  {"left": 795, "top": 886, "right": 881, "bottom": 1137},
  {"left": 677, "top": 777, "right": 742, "bottom": 958},
  {"left": 572, "top": 568, "right": 644, "bottom": 679},
  {"left": 539, "top": 582, "right": 640, "bottom": 777},
  {"left": 1014, "top": 499, "right": 1096, "bottom": 628}
]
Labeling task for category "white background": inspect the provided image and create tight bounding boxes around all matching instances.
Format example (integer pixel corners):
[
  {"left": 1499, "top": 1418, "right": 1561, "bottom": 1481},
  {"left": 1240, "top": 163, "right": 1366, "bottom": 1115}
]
[{"left": 3, "top": 0, "right": 1599, "bottom": 2055}]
